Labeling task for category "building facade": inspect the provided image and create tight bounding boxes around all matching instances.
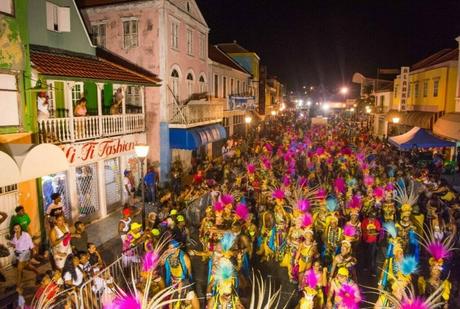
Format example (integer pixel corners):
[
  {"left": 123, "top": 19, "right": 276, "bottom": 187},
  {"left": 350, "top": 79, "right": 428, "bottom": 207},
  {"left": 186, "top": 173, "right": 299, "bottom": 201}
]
[
  {"left": 80, "top": 0, "right": 226, "bottom": 178},
  {"left": 208, "top": 45, "right": 253, "bottom": 141}
]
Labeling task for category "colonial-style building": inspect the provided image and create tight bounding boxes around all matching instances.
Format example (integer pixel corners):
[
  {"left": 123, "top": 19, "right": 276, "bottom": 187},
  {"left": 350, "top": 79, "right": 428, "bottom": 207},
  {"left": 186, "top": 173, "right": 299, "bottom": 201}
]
[{"left": 79, "top": 0, "right": 226, "bottom": 178}]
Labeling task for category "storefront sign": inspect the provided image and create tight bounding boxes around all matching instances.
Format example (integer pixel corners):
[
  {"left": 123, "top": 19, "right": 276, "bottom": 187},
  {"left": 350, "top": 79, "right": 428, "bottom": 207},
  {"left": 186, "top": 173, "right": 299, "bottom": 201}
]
[
  {"left": 399, "top": 66, "right": 410, "bottom": 111},
  {"left": 61, "top": 134, "right": 146, "bottom": 165},
  {"left": 228, "top": 96, "right": 256, "bottom": 110}
]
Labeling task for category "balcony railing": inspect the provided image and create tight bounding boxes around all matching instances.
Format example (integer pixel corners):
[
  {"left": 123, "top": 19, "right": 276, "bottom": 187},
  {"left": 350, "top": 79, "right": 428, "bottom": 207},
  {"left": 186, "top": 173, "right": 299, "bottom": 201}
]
[
  {"left": 38, "top": 114, "right": 145, "bottom": 144},
  {"left": 169, "top": 99, "right": 223, "bottom": 127}
]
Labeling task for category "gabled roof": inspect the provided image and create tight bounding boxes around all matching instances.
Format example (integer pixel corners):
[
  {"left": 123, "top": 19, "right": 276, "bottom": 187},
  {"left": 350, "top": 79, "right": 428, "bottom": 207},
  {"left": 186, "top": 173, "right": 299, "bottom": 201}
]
[
  {"left": 216, "top": 42, "right": 260, "bottom": 60},
  {"left": 30, "top": 45, "right": 161, "bottom": 85},
  {"left": 209, "top": 45, "right": 250, "bottom": 75},
  {"left": 76, "top": 0, "right": 143, "bottom": 8},
  {"left": 411, "top": 48, "right": 458, "bottom": 70}
]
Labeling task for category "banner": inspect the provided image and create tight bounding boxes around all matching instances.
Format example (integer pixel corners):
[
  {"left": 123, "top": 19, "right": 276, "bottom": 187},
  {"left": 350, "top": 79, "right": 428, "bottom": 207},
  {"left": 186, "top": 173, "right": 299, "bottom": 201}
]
[
  {"left": 61, "top": 133, "right": 146, "bottom": 166},
  {"left": 228, "top": 96, "right": 256, "bottom": 110},
  {"left": 399, "top": 66, "right": 410, "bottom": 111}
]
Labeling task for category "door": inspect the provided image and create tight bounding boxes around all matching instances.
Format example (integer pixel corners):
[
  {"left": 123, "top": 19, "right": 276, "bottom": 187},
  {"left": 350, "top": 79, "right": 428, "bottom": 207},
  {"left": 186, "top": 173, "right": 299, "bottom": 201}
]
[
  {"left": 75, "top": 163, "right": 100, "bottom": 222},
  {"left": 104, "top": 158, "right": 122, "bottom": 213}
]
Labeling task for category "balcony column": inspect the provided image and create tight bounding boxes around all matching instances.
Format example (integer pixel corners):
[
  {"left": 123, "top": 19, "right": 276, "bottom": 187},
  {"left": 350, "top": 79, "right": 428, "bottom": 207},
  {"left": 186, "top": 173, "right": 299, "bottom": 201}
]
[
  {"left": 97, "top": 160, "right": 107, "bottom": 218},
  {"left": 121, "top": 85, "right": 127, "bottom": 133},
  {"left": 96, "top": 83, "right": 104, "bottom": 136},
  {"left": 140, "top": 86, "right": 145, "bottom": 131},
  {"left": 66, "top": 81, "right": 75, "bottom": 142},
  {"left": 67, "top": 166, "right": 79, "bottom": 222}
]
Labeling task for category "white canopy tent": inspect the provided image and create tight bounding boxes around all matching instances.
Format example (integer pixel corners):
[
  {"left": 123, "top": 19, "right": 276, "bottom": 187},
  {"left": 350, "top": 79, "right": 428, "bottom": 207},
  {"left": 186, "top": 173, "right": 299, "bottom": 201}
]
[{"left": 0, "top": 144, "right": 69, "bottom": 187}]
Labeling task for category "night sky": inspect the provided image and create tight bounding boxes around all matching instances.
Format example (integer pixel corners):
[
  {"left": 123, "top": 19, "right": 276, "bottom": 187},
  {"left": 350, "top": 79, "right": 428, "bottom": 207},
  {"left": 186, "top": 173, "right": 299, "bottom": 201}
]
[{"left": 197, "top": 0, "right": 460, "bottom": 92}]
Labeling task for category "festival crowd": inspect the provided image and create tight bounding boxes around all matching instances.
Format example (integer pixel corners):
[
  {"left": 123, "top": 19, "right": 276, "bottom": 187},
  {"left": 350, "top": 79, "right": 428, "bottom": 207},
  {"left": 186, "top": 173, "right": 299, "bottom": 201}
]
[{"left": 9, "top": 112, "right": 460, "bottom": 308}]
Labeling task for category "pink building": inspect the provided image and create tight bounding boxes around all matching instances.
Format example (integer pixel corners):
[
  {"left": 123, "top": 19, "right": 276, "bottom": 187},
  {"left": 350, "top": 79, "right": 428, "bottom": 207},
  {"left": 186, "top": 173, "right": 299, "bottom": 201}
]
[{"left": 80, "top": 0, "right": 224, "bottom": 179}]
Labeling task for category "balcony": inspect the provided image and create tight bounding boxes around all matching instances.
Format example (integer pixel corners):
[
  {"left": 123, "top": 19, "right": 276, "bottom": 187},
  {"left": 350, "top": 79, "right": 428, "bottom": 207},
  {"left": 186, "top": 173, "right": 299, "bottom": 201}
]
[
  {"left": 169, "top": 98, "right": 223, "bottom": 128},
  {"left": 38, "top": 114, "right": 145, "bottom": 144}
]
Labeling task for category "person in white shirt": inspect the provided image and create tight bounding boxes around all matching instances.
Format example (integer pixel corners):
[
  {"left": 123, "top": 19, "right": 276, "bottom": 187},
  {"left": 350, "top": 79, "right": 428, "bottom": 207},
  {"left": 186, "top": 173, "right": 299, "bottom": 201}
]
[
  {"left": 62, "top": 254, "right": 84, "bottom": 288},
  {"left": 123, "top": 170, "right": 135, "bottom": 206},
  {"left": 37, "top": 91, "right": 50, "bottom": 121},
  {"left": 8, "top": 224, "right": 39, "bottom": 287}
]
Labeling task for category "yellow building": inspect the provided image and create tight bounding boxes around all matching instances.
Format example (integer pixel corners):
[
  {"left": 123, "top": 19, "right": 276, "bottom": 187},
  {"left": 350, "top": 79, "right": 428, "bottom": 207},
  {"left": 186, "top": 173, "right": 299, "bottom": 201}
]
[{"left": 387, "top": 48, "right": 458, "bottom": 134}]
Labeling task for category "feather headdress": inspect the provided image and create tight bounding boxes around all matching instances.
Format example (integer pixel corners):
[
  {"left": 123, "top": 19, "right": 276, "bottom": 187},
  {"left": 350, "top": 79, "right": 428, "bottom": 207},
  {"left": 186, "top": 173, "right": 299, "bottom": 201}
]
[
  {"left": 235, "top": 203, "right": 249, "bottom": 221},
  {"left": 213, "top": 201, "right": 224, "bottom": 212},
  {"left": 214, "top": 258, "right": 236, "bottom": 290},
  {"left": 305, "top": 268, "right": 318, "bottom": 289},
  {"left": 261, "top": 156, "right": 272, "bottom": 170},
  {"left": 393, "top": 180, "right": 419, "bottom": 208},
  {"left": 297, "top": 199, "right": 311, "bottom": 212},
  {"left": 417, "top": 226, "right": 456, "bottom": 264},
  {"left": 272, "top": 188, "right": 285, "bottom": 200},
  {"left": 347, "top": 195, "right": 362, "bottom": 210},
  {"left": 337, "top": 283, "right": 361, "bottom": 309},
  {"left": 363, "top": 175, "right": 374, "bottom": 187},
  {"left": 398, "top": 256, "right": 418, "bottom": 276},
  {"left": 300, "top": 212, "right": 313, "bottom": 228},
  {"left": 220, "top": 232, "right": 236, "bottom": 253},
  {"left": 383, "top": 222, "right": 397, "bottom": 239},
  {"left": 247, "top": 163, "right": 256, "bottom": 174},
  {"left": 343, "top": 224, "right": 356, "bottom": 238},
  {"left": 249, "top": 271, "right": 290, "bottom": 309},
  {"left": 220, "top": 194, "right": 234, "bottom": 205},
  {"left": 317, "top": 187, "right": 327, "bottom": 200},
  {"left": 326, "top": 196, "right": 339, "bottom": 212},
  {"left": 334, "top": 177, "right": 346, "bottom": 194},
  {"left": 373, "top": 186, "right": 385, "bottom": 200}
]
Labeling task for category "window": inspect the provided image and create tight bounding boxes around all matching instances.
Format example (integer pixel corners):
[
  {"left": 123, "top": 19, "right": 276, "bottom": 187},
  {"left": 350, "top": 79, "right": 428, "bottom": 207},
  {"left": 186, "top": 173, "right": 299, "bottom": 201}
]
[
  {"left": 237, "top": 80, "right": 240, "bottom": 94},
  {"left": 186, "top": 1, "right": 191, "bottom": 12},
  {"left": 47, "top": 82, "right": 55, "bottom": 113},
  {"left": 230, "top": 79, "right": 234, "bottom": 95},
  {"left": 171, "top": 21, "right": 179, "bottom": 49},
  {"left": 223, "top": 76, "right": 227, "bottom": 98},
  {"left": 0, "top": 0, "right": 14, "bottom": 15},
  {"left": 91, "top": 23, "right": 106, "bottom": 47},
  {"left": 199, "top": 75, "right": 206, "bottom": 93},
  {"left": 214, "top": 74, "right": 219, "bottom": 98},
  {"left": 123, "top": 19, "right": 138, "bottom": 49},
  {"left": 242, "top": 82, "right": 246, "bottom": 94},
  {"left": 380, "top": 95, "right": 385, "bottom": 107},
  {"left": 126, "top": 86, "right": 141, "bottom": 107},
  {"left": 170, "top": 69, "right": 179, "bottom": 101},
  {"left": 186, "top": 29, "right": 193, "bottom": 55},
  {"left": 71, "top": 83, "right": 82, "bottom": 107},
  {"left": 394, "top": 85, "right": 398, "bottom": 98},
  {"left": 186, "top": 73, "right": 194, "bottom": 97},
  {"left": 433, "top": 79, "right": 439, "bottom": 97},
  {"left": 423, "top": 80, "right": 428, "bottom": 97},
  {"left": 0, "top": 74, "right": 19, "bottom": 126},
  {"left": 408, "top": 83, "right": 411, "bottom": 98},
  {"left": 414, "top": 82, "right": 419, "bottom": 98},
  {"left": 46, "top": 1, "right": 70, "bottom": 32},
  {"left": 199, "top": 33, "right": 206, "bottom": 59}
]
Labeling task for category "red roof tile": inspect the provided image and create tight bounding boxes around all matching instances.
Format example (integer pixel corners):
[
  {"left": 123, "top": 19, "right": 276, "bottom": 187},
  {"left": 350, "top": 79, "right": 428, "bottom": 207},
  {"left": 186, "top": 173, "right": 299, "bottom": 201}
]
[{"left": 30, "top": 47, "right": 160, "bottom": 85}]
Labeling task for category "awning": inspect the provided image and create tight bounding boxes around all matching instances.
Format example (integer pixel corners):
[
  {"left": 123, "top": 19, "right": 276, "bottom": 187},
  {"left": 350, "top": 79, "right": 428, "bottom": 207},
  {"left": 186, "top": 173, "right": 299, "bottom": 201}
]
[
  {"left": 433, "top": 112, "right": 460, "bottom": 141},
  {"left": 385, "top": 110, "right": 436, "bottom": 129},
  {"left": 169, "top": 124, "right": 227, "bottom": 150},
  {"left": 388, "top": 127, "right": 455, "bottom": 150},
  {"left": 0, "top": 144, "right": 69, "bottom": 187}
]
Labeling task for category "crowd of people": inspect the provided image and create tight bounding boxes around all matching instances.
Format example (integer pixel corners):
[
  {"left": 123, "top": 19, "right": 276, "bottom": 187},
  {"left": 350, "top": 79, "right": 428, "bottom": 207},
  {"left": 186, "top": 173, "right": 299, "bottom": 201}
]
[{"left": 15, "top": 111, "right": 460, "bottom": 308}]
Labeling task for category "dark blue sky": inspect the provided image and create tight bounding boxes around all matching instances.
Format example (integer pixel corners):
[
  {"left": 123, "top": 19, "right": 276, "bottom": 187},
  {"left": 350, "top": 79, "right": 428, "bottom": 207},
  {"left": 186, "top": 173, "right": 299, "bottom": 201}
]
[{"left": 197, "top": 0, "right": 460, "bottom": 92}]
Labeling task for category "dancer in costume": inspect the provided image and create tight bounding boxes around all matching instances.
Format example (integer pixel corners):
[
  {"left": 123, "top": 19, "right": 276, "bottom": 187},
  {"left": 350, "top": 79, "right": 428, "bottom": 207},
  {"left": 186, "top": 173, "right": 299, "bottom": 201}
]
[
  {"left": 207, "top": 259, "right": 244, "bottom": 309},
  {"left": 298, "top": 261, "right": 327, "bottom": 308},
  {"left": 164, "top": 240, "right": 193, "bottom": 289},
  {"left": 272, "top": 188, "right": 290, "bottom": 262},
  {"left": 326, "top": 267, "right": 361, "bottom": 309},
  {"left": 256, "top": 208, "right": 276, "bottom": 262}
]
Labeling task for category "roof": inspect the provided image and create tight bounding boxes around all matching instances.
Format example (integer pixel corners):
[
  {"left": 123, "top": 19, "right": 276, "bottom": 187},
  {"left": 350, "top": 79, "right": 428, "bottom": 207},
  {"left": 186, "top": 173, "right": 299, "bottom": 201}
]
[
  {"left": 209, "top": 45, "right": 250, "bottom": 75},
  {"left": 30, "top": 45, "right": 160, "bottom": 85},
  {"left": 217, "top": 42, "right": 250, "bottom": 54},
  {"left": 76, "top": 0, "right": 142, "bottom": 8},
  {"left": 389, "top": 126, "right": 455, "bottom": 150},
  {"left": 411, "top": 48, "right": 458, "bottom": 70}
]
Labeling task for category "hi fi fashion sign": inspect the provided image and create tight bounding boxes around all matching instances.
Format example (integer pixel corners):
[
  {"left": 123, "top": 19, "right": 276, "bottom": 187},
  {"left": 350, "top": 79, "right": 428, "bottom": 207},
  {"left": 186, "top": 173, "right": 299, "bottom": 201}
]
[{"left": 61, "top": 134, "right": 146, "bottom": 165}]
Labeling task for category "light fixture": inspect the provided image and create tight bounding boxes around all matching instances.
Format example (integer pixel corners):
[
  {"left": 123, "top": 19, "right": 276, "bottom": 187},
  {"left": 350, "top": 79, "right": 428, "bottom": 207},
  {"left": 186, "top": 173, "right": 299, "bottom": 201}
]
[
  {"left": 299, "top": 113, "right": 304, "bottom": 117},
  {"left": 392, "top": 117, "right": 400, "bottom": 124},
  {"left": 350, "top": 108, "right": 355, "bottom": 112},
  {"left": 340, "top": 87, "right": 349, "bottom": 95},
  {"left": 134, "top": 144, "right": 150, "bottom": 158},
  {"left": 322, "top": 103, "right": 330, "bottom": 111},
  {"left": 245, "top": 116, "right": 252, "bottom": 124},
  {"left": 306, "top": 100, "right": 312, "bottom": 106},
  {"left": 271, "top": 110, "right": 276, "bottom": 116}
]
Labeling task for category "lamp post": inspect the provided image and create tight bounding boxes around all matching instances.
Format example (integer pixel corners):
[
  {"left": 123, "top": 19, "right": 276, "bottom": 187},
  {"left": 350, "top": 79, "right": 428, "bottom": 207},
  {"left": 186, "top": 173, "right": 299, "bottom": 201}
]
[
  {"left": 244, "top": 116, "right": 252, "bottom": 137},
  {"left": 134, "top": 144, "right": 149, "bottom": 229}
]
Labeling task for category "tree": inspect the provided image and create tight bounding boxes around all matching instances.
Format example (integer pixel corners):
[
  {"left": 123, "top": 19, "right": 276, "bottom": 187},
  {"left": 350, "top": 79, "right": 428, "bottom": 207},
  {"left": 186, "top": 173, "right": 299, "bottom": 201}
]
[{"left": 355, "top": 84, "right": 375, "bottom": 112}]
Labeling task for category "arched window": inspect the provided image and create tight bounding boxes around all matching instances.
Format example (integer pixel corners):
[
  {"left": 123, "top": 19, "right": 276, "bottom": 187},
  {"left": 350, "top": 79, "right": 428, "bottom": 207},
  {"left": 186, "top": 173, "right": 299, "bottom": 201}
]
[
  {"left": 186, "top": 73, "right": 194, "bottom": 97},
  {"left": 170, "top": 69, "right": 180, "bottom": 101},
  {"left": 199, "top": 75, "right": 206, "bottom": 93}
]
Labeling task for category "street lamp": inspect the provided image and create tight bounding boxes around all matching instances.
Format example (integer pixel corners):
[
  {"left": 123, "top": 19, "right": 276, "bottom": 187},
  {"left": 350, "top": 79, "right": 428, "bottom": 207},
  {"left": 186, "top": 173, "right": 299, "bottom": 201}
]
[
  {"left": 340, "top": 87, "right": 349, "bottom": 95},
  {"left": 244, "top": 116, "right": 252, "bottom": 137},
  {"left": 271, "top": 110, "right": 277, "bottom": 116},
  {"left": 322, "top": 103, "right": 330, "bottom": 111},
  {"left": 134, "top": 144, "right": 149, "bottom": 229},
  {"left": 392, "top": 117, "right": 400, "bottom": 124}
]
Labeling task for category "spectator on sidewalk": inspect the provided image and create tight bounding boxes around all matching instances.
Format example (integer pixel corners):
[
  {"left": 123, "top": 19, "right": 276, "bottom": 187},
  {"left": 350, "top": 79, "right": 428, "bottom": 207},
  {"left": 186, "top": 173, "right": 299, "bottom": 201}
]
[
  {"left": 9, "top": 206, "right": 31, "bottom": 235},
  {"left": 8, "top": 223, "right": 39, "bottom": 287},
  {"left": 46, "top": 193, "right": 64, "bottom": 228},
  {"left": 71, "top": 221, "right": 88, "bottom": 254},
  {"left": 144, "top": 166, "right": 158, "bottom": 203},
  {"left": 62, "top": 254, "right": 85, "bottom": 289},
  {"left": 88, "top": 243, "right": 104, "bottom": 273},
  {"left": 49, "top": 215, "right": 72, "bottom": 270},
  {"left": 123, "top": 170, "right": 136, "bottom": 206}
]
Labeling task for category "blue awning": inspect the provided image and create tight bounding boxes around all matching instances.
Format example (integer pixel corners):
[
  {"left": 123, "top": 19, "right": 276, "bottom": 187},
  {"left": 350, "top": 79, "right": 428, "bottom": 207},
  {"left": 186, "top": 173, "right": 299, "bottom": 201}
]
[
  {"left": 389, "top": 127, "right": 455, "bottom": 150},
  {"left": 170, "top": 124, "right": 227, "bottom": 150}
]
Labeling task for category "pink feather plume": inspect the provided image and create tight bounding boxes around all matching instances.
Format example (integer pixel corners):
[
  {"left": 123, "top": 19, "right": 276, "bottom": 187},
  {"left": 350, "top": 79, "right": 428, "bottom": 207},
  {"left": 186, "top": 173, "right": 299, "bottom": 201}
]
[
  {"left": 385, "top": 183, "right": 394, "bottom": 191},
  {"left": 338, "top": 283, "right": 361, "bottom": 309},
  {"left": 235, "top": 203, "right": 249, "bottom": 221},
  {"left": 400, "top": 297, "right": 429, "bottom": 309},
  {"left": 347, "top": 195, "right": 362, "bottom": 209},
  {"left": 300, "top": 212, "right": 313, "bottom": 228},
  {"left": 272, "top": 188, "right": 285, "bottom": 200},
  {"left": 264, "top": 143, "right": 273, "bottom": 152},
  {"left": 220, "top": 194, "right": 234, "bottom": 205},
  {"left": 261, "top": 157, "right": 272, "bottom": 170},
  {"left": 317, "top": 188, "right": 327, "bottom": 199},
  {"left": 105, "top": 295, "right": 141, "bottom": 309},
  {"left": 363, "top": 175, "right": 374, "bottom": 187},
  {"left": 297, "top": 199, "right": 311, "bottom": 212},
  {"left": 343, "top": 224, "right": 356, "bottom": 238},
  {"left": 213, "top": 201, "right": 224, "bottom": 212},
  {"left": 373, "top": 186, "right": 385, "bottom": 199},
  {"left": 142, "top": 251, "right": 160, "bottom": 272},
  {"left": 334, "top": 177, "right": 346, "bottom": 194},
  {"left": 305, "top": 268, "right": 318, "bottom": 289},
  {"left": 298, "top": 176, "right": 308, "bottom": 188},
  {"left": 282, "top": 175, "right": 291, "bottom": 186},
  {"left": 427, "top": 241, "right": 451, "bottom": 261},
  {"left": 246, "top": 163, "right": 256, "bottom": 174}
]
